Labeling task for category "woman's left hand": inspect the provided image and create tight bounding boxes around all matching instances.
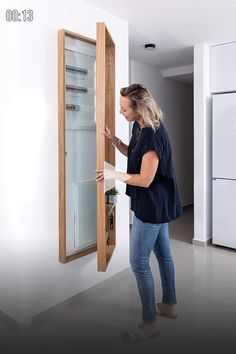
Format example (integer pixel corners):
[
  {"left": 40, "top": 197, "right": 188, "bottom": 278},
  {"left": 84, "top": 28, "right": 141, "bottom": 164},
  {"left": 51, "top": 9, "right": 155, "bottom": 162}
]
[{"left": 95, "top": 170, "right": 104, "bottom": 182}]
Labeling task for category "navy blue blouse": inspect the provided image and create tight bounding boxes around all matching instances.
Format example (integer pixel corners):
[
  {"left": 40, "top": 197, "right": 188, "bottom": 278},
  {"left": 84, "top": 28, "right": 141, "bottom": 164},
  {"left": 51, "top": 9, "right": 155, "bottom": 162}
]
[{"left": 126, "top": 121, "right": 182, "bottom": 223}]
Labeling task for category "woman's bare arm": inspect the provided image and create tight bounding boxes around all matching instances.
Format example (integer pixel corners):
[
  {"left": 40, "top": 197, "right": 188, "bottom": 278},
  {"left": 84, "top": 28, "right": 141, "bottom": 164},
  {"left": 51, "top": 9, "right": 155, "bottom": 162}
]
[
  {"left": 100, "top": 125, "right": 128, "bottom": 157},
  {"left": 96, "top": 151, "right": 159, "bottom": 188}
]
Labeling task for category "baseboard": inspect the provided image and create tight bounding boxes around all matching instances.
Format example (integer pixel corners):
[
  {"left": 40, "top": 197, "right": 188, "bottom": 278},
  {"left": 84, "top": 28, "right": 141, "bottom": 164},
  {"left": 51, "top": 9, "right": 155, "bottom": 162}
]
[
  {"left": 182, "top": 203, "right": 193, "bottom": 210},
  {"left": 0, "top": 310, "right": 20, "bottom": 332},
  {"left": 31, "top": 267, "right": 131, "bottom": 327},
  {"left": 1, "top": 269, "right": 132, "bottom": 330},
  {"left": 192, "top": 237, "right": 212, "bottom": 247}
]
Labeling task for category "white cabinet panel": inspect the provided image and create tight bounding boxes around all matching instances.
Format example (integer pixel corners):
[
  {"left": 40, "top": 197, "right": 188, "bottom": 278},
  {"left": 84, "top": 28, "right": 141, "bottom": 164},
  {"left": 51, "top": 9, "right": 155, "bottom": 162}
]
[
  {"left": 211, "top": 42, "right": 236, "bottom": 93},
  {"left": 212, "top": 93, "right": 236, "bottom": 179},
  {"left": 213, "top": 179, "right": 236, "bottom": 249}
]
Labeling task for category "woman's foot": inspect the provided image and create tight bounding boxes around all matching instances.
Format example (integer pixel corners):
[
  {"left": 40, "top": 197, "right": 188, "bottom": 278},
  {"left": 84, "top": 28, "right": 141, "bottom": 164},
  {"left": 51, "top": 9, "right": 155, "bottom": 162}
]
[
  {"left": 139, "top": 321, "right": 160, "bottom": 337},
  {"left": 121, "top": 322, "right": 160, "bottom": 343},
  {"left": 156, "top": 302, "right": 177, "bottom": 318}
]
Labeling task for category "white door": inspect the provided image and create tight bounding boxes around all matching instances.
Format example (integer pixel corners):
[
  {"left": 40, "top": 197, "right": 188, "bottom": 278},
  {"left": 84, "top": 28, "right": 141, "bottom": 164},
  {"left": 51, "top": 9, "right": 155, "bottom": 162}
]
[
  {"left": 213, "top": 179, "right": 236, "bottom": 249},
  {"left": 212, "top": 93, "right": 236, "bottom": 179}
]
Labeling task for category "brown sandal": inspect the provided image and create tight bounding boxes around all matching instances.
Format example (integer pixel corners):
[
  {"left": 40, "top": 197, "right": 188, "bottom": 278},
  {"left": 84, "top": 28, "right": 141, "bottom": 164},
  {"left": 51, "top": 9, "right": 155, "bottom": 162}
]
[
  {"left": 121, "top": 326, "right": 160, "bottom": 343},
  {"left": 156, "top": 302, "right": 178, "bottom": 319}
]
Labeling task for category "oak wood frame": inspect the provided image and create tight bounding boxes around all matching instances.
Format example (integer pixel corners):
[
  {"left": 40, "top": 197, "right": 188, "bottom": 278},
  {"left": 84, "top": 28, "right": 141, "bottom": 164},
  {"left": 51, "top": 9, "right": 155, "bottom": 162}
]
[
  {"left": 96, "top": 23, "right": 116, "bottom": 271},
  {"left": 58, "top": 29, "right": 97, "bottom": 263}
]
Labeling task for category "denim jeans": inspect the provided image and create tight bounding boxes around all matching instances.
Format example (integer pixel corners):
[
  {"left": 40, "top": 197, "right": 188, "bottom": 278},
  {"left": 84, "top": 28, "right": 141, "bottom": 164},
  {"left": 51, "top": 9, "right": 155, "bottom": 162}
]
[{"left": 130, "top": 215, "right": 177, "bottom": 323}]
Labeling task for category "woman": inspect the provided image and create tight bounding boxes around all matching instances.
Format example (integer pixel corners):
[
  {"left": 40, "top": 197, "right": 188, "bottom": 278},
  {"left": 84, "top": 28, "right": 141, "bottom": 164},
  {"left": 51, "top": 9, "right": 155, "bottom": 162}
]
[{"left": 96, "top": 83, "right": 182, "bottom": 343}]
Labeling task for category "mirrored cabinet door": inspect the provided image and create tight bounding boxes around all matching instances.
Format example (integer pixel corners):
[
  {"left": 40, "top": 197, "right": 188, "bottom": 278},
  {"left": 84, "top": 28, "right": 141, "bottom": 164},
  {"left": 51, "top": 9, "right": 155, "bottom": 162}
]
[{"left": 58, "top": 24, "right": 116, "bottom": 270}]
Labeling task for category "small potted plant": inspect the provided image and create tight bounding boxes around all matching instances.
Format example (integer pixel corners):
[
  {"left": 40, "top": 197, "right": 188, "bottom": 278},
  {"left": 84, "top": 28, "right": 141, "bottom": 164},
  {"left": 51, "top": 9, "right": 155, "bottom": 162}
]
[{"left": 105, "top": 187, "right": 119, "bottom": 204}]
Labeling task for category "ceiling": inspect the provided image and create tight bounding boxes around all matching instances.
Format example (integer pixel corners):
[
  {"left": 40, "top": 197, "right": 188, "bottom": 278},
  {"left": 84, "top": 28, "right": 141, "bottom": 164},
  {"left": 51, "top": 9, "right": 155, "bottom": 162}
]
[{"left": 84, "top": 0, "right": 236, "bottom": 70}]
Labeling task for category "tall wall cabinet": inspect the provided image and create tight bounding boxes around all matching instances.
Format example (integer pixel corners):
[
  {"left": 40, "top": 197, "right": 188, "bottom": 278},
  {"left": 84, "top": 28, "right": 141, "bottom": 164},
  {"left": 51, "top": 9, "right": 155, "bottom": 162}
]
[
  {"left": 210, "top": 41, "right": 236, "bottom": 93},
  {"left": 58, "top": 23, "right": 116, "bottom": 271},
  {"left": 210, "top": 41, "right": 236, "bottom": 249}
]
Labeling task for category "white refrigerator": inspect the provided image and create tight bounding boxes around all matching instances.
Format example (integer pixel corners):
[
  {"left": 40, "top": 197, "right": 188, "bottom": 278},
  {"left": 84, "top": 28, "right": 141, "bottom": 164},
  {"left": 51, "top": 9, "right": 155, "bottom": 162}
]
[{"left": 212, "top": 92, "right": 236, "bottom": 249}]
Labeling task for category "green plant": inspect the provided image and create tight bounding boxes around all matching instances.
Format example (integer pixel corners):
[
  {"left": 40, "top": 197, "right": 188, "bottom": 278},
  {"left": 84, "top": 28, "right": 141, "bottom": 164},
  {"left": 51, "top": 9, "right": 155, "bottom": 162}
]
[{"left": 105, "top": 187, "right": 119, "bottom": 196}]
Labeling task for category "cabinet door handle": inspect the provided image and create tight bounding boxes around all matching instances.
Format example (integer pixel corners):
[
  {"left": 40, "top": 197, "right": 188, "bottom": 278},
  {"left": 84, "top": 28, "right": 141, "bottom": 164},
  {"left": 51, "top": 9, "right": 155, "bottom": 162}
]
[{"left": 109, "top": 213, "right": 114, "bottom": 230}]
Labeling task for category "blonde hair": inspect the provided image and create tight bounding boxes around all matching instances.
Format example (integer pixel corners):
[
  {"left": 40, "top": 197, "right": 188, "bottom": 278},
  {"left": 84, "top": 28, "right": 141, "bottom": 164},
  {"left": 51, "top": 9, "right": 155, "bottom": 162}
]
[{"left": 120, "top": 83, "right": 164, "bottom": 129}]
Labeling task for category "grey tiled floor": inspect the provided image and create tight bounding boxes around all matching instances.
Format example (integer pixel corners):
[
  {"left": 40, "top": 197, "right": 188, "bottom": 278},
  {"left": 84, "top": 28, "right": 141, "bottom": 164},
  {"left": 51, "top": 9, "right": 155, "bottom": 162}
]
[{"left": 1, "top": 206, "right": 236, "bottom": 353}]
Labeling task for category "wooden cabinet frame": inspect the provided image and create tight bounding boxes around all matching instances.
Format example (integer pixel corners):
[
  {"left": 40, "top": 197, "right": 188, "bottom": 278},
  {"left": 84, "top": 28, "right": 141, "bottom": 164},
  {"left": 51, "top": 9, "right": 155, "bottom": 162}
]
[
  {"left": 58, "top": 23, "right": 116, "bottom": 271},
  {"left": 96, "top": 23, "right": 116, "bottom": 271}
]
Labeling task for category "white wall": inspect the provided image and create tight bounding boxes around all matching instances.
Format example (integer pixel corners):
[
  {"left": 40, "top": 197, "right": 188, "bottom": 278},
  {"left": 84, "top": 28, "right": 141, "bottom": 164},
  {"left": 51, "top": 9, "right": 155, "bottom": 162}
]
[
  {"left": 0, "top": 0, "right": 129, "bottom": 324},
  {"left": 130, "top": 60, "right": 193, "bottom": 207},
  {"left": 193, "top": 44, "right": 212, "bottom": 244}
]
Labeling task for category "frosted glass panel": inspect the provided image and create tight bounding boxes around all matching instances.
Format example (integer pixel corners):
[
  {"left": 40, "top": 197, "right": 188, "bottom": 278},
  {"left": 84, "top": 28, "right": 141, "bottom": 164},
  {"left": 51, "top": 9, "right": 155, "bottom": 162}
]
[
  {"left": 65, "top": 125, "right": 96, "bottom": 256},
  {"left": 64, "top": 34, "right": 97, "bottom": 257},
  {"left": 65, "top": 44, "right": 96, "bottom": 128},
  {"left": 75, "top": 181, "right": 96, "bottom": 250}
]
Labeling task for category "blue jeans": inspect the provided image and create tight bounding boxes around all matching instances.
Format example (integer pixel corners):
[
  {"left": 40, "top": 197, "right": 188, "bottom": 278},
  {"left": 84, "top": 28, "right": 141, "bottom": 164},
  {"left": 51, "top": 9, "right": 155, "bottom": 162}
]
[{"left": 130, "top": 215, "right": 177, "bottom": 323}]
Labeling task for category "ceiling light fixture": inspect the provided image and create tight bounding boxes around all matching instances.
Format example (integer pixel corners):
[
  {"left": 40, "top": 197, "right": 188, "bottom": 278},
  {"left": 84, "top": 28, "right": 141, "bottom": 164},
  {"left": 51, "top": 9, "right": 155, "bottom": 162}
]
[{"left": 144, "top": 43, "right": 156, "bottom": 50}]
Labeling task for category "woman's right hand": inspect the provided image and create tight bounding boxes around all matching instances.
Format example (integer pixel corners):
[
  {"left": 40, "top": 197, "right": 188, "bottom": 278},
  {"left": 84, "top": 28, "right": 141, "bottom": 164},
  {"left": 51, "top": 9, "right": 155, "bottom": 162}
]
[{"left": 100, "top": 125, "right": 117, "bottom": 145}]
